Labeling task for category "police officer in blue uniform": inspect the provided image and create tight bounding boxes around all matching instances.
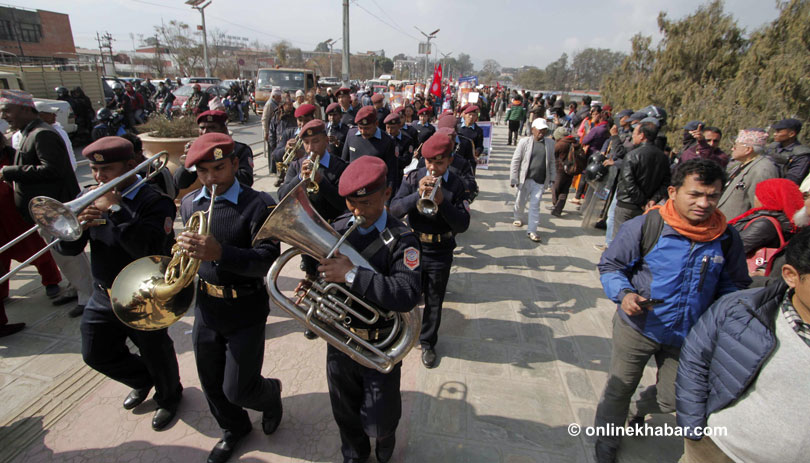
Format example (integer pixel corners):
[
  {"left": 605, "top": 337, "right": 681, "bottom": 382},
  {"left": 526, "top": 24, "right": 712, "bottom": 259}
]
[
  {"left": 57, "top": 137, "right": 183, "bottom": 431},
  {"left": 371, "top": 93, "right": 390, "bottom": 130},
  {"left": 457, "top": 104, "right": 484, "bottom": 174},
  {"left": 176, "top": 132, "right": 282, "bottom": 463},
  {"left": 174, "top": 110, "right": 255, "bottom": 190},
  {"left": 326, "top": 102, "right": 350, "bottom": 162},
  {"left": 318, "top": 155, "right": 422, "bottom": 463},
  {"left": 336, "top": 87, "right": 356, "bottom": 127},
  {"left": 390, "top": 133, "right": 471, "bottom": 368},
  {"left": 383, "top": 112, "right": 416, "bottom": 182},
  {"left": 342, "top": 106, "right": 399, "bottom": 192}
]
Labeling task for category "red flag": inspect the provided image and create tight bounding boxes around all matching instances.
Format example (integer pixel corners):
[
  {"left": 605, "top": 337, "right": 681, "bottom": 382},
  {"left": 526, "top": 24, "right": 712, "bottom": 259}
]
[{"left": 430, "top": 64, "right": 442, "bottom": 97}]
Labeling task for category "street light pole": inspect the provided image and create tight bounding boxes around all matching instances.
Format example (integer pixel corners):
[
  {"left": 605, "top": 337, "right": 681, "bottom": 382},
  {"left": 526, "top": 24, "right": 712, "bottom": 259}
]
[
  {"left": 415, "top": 27, "right": 439, "bottom": 85},
  {"left": 186, "top": 0, "right": 212, "bottom": 77},
  {"left": 342, "top": 0, "right": 350, "bottom": 86}
]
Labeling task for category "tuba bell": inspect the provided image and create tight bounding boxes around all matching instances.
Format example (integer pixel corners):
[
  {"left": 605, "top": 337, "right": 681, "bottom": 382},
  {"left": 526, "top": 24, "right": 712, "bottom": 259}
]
[
  {"left": 254, "top": 180, "right": 419, "bottom": 373},
  {"left": 109, "top": 185, "right": 218, "bottom": 330}
]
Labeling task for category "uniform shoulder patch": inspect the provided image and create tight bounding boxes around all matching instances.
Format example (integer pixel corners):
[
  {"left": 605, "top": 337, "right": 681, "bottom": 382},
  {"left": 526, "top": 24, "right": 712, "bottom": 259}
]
[
  {"left": 463, "top": 200, "right": 471, "bottom": 213},
  {"left": 164, "top": 216, "right": 174, "bottom": 234},
  {"left": 403, "top": 246, "right": 420, "bottom": 270}
]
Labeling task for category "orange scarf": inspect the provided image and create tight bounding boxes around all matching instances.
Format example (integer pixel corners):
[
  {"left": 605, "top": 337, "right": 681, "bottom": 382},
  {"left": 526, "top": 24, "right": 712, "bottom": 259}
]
[{"left": 648, "top": 199, "right": 727, "bottom": 242}]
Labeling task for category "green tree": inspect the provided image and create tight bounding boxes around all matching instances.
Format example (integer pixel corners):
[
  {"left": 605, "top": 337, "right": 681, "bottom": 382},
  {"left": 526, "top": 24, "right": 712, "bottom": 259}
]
[
  {"left": 315, "top": 41, "right": 330, "bottom": 53},
  {"left": 515, "top": 66, "right": 547, "bottom": 89},
  {"left": 570, "top": 48, "right": 626, "bottom": 90},
  {"left": 272, "top": 40, "right": 291, "bottom": 67},
  {"left": 380, "top": 57, "right": 394, "bottom": 73},
  {"left": 455, "top": 53, "right": 474, "bottom": 77},
  {"left": 544, "top": 53, "right": 569, "bottom": 90}
]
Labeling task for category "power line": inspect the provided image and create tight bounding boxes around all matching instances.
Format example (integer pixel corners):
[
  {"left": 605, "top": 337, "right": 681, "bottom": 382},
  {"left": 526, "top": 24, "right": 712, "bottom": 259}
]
[
  {"left": 369, "top": 0, "right": 410, "bottom": 38},
  {"left": 350, "top": 0, "right": 421, "bottom": 42}
]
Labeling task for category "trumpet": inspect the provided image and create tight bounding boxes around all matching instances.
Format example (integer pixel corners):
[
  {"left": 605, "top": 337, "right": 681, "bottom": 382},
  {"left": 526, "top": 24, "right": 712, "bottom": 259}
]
[
  {"left": 0, "top": 151, "right": 169, "bottom": 286},
  {"left": 305, "top": 151, "right": 321, "bottom": 195},
  {"left": 110, "top": 184, "right": 218, "bottom": 330},
  {"left": 416, "top": 170, "right": 442, "bottom": 216},
  {"left": 275, "top": 135, "right": 302, "bottom": 186}
]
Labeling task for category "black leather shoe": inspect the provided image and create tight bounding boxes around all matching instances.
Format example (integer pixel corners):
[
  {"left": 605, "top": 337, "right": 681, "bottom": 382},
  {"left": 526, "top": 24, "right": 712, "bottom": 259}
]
[
  {"left": 0, "top": 323, "right": 25, "bottom": 338},
  {"left": 207, "top": 436, "right": 244, "bottom": 463},
  {"left": 67, "top": 304, "right": 85, "bottom": 318},
  {"left": 421, "top": 347, "right": 437, "bottom": 368},
  {"left": 262, "top": 379, "right": 283, "bottom": 435},
  {"left": 303, "top": 329, "right": 317, "bottom": 339},
  {"left": 151, "top": 404, "right": 177, "bottom": 431},
  {"left": 375, "top": 435, "right": 396, "bottom": 463},
  {"left": 122, "top": 388, "right": 150, "bottom": 410}
]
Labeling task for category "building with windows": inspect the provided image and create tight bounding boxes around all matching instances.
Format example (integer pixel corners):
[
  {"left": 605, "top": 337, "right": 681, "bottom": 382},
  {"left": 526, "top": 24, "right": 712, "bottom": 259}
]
[{"left": 0, "top": 6, "right": 75, "bottom": 64}]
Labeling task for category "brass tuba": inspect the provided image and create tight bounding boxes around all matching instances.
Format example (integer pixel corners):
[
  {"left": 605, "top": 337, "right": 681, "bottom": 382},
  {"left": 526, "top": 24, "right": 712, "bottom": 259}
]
[
  {"left": 110, "top": 185, "right": 218, "bottom": 330},
  {"left": 253, "top": 180, "right": 419, "bottom": 373}
]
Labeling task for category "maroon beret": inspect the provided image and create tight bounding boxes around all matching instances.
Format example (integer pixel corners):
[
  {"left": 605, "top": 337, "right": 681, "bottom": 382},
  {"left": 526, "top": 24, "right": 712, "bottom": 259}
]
[
  {"left": 196, "top": 110, "right": 228, "bottom": 125},
  {"left": 325, "top": 102, "right": 341, "bottom": 115},
  {"left": 185, "top": 132, "right": 235, "bottom": 168},
  {"left": 335, "top": 87, "right": 351, "bottom": 97},
  {"left": 436, "top": 127, "right": 455, "bottom": 138},
  {"left": 301, "top": 119, "right": 326, "bottom": 138},
  {"left": 442, "top": 109, "right": 454, "bottom": 116},
  {"left": 417, "top": 107, "right": 432, "bottom": 116},
  {"left": 393, "top": 106, "right": 405, "bottom": 115},
  {"left": 383, "top": 113, "right": 401, "bottom": 125},
  {"left": 462, "top": 105, "right": 480, "bottom": 114},
  {"left": 355, "top": 105, "right": 377, "bottom": 125},
  {"left": 437, "top": 114, "right": 458, "bottom": 130},
  {"left": 294, "top": 103, "right": 316, "bottom": 118},
  {"left": 83, "top": 136, "right": 135, "bottom": 164},
  {"left": 421, "top": 133, "right": 454, "bottom": 160},
  {"left": 371, "top": 93, "right": 384, "bottom": 104},
  {"left": 338, "top": 156, "right": 388, "bottom": 197}
]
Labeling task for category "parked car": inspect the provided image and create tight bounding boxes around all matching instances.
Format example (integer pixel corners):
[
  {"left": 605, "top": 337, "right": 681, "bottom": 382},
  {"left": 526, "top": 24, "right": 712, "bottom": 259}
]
[{"left": 181, "top": 76, "right": 222, "bottom": 85}]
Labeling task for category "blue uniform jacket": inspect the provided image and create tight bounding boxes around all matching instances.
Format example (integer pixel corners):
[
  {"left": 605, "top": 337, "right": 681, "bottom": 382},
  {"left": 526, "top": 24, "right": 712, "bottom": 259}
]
[
  {"left": 675, "top": 282, "right": 784, "bottom": 439},
  {"left": 598, "top": 213, "right": 751, "bottom": 347}
]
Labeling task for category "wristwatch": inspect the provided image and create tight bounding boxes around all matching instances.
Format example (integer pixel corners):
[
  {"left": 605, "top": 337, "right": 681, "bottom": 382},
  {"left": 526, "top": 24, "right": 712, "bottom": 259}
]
[
  {"left": 108, "top": 203, "right": 122, "bottom": 213},
  {"left": 344, "top": 266, "right": 358, "bottom": 286}
]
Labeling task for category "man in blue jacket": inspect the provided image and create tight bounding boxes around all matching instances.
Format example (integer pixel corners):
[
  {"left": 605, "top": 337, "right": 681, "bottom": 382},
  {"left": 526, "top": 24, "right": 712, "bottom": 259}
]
[
  {"left": 675, "top": 226, "right": 810, "bottom": 463},
  {"left": 594, "top": 159, "right": 751, "bottom": 462}
]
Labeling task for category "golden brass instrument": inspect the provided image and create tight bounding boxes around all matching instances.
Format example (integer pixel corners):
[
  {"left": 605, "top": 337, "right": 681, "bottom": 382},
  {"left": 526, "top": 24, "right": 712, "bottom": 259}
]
[
  {"left": 253, "top": 180, "right": 419, "bottom": 373},
  {"left": 416, "top": 170, "right": 442, "bottom": 216},
  {"left": 110, "top": 185, "right": 218, "bottom": 330},
  {"left": 305, "top": 151, "right": 321, "bottom": 195},
  {"left": 0, "top": 151, "right": 169, "bottom": 286},
  {"left": 275, "top": 135, "right": 302, "bottom": 186}
]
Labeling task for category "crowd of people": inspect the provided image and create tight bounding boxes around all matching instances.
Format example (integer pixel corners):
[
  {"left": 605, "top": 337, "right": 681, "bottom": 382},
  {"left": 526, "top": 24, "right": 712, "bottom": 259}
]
[{"left": 1, "top": 76, "right": 808, "bottom": 463}]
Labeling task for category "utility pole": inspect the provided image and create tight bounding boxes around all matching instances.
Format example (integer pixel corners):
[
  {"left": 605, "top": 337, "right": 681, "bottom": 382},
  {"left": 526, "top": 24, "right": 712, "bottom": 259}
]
[
  {"left": 325, "top": 38, "right": 339, "bottom": 78},
  {"left": 186, "top": 0, "right": 212, "bottom": 77},
  {"left": 441, "top": 51, "right": 452, "bottom": 80},
  {"left": 415, "top": 27, "right": 439, "bottom": 84},
  {"left": 342, "top": 0, "right": 350, "bottom": 86},
  {"left": 97, "top": 31, "right": 117, "bottom": 75}
]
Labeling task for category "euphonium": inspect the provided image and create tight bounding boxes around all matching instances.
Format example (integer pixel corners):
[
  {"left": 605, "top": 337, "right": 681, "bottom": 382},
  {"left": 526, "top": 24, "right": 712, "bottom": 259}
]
[
  {"left": 253, "top": 180, "right": 419, "bottom": 373},
  {"left": 110, "top": 185, "right": 218, "bottom": 330},
  {"left": 416, "top": 170, "right": 442, "bottom": 216}
]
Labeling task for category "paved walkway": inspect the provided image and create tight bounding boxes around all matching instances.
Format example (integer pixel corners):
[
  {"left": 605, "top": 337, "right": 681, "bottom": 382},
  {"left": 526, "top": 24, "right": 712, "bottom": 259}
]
[{"left": 0, "top": 124, "right": 682, "bottom": 462}]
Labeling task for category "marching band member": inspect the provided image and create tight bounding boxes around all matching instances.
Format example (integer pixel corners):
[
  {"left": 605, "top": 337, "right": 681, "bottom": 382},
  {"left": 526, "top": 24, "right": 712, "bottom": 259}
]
[
  {"left": 177, "top": 132, "right": 282, "bottom": 463},
  {"left": 390, "top": 133, "right": 471, "bottom": 368},
  {"left": 318, "top": 155, "right": 422, "bottom": 463},
  {"left": 371, "top": 93, "right": 389, "bottom": 130},
  {"left": 271, "top": 103, "right": 316, "bottom": 175},
  {"left": 174, "top": 110, "right": 255, "bottom": 190},
  {"left": 414, "top": 107, "right": 436, "bottom": 143},
  {"left": 457, "top": 104, "right": 485, "bottom": 174},
  {"left": 326, "top": 102, "right": 350, "bottom": 157},
  {"left": 342, "top": 106, "right": 399, "bottom": 192},
  {"left": 384, "top": 112, "right": 417, "bottom": 182},
  {"left": 57, "top": 137, "right": 182, "bottom": 431}
]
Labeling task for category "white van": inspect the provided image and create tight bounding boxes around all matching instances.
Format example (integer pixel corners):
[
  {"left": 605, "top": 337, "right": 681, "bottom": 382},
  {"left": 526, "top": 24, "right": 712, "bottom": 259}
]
[{"left": 0, "top": 72, "right": 76, "bottom": 134}]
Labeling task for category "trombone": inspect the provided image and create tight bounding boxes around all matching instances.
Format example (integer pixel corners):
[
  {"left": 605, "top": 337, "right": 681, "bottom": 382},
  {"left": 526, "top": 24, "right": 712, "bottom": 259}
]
[
  {"left": 0, "top": 151, "right": 169, "bottom": 286},
  {"left": 416, "top": 170, "right": 442, "bottom": 217},
  {"left": 275, "top": 135, "right": 302, "bottom": 186}
]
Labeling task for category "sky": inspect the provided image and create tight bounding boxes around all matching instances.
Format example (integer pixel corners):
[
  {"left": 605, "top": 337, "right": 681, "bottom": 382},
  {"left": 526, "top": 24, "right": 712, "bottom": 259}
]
[{"left": 10, "top": 0, "right": 782, "bottom": 69}]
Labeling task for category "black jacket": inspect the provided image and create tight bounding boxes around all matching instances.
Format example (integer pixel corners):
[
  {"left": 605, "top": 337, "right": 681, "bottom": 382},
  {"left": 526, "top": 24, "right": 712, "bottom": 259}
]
[
  {"left": 1, "top": 119, "right": 79, "bottom": 223},
  {"left": 615, "top": 142, "right": 671, "bottom": 209},
  {"left": 732, "top": 210, "right": 793, "bottom": 255}
]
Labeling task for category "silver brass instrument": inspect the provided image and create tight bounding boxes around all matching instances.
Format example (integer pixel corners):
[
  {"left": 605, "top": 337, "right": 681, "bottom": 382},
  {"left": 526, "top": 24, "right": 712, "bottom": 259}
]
[
  {"left": 110, "top": 185, "right": 218, "bottom": 330},
  {"left": 305, "top": 151, "right": 321, "bottom": 195},
  {"left": 253, "top": 180, "right": 419, "bottom": 373},
  {"left": 275, "top": 135, "right": 302, "bottom": 186},
  {"left": 416, "top": 170, "right": 442, "bottom": 216},
  {"left": 0, "top": 151, "right": 169, "bottom": 286}
]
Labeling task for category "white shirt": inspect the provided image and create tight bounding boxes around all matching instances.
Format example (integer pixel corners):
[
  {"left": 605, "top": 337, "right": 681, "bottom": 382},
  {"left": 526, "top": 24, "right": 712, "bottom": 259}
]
[{"left": 52, "top": 122, "right": 77, "bottom": 172}]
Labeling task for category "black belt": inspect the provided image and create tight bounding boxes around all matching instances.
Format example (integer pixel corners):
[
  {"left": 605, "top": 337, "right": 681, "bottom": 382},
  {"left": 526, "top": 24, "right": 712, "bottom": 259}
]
[
  {"left": 418, "top": 232, "right": 453, "bottom": 243},
  {"left": 199, "top": 279, "right": 263, "bottom": 299}
]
